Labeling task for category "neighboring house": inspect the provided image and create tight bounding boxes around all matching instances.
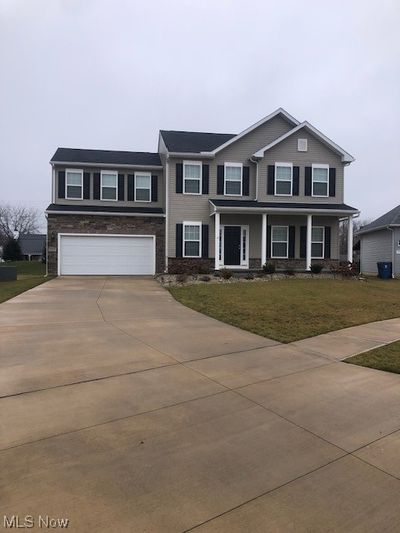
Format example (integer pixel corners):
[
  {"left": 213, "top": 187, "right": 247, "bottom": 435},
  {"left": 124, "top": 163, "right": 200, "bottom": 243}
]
[
  {"left": 46, "top": 108, "right": 359, "bottom": 276},
  {"left": 358, "top": 205, "right": 400, "bottom": 277},
  {"left": 18, "top": 234, "right": 46, "bottom": 261}
]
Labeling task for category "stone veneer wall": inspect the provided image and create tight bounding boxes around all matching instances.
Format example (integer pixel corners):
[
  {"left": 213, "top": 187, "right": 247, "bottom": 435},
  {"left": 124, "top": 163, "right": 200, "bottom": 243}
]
[
  {"left": 47, "top": 214, "right": 165, "bottom": 275},
  {"left": 168, "top": 257, "right": 338, "bottom": 272}
]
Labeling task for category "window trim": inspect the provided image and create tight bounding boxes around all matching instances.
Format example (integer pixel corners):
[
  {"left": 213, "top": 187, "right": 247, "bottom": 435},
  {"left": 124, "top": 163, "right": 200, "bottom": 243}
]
[
  {"left": 274, "top": 162, "right": 293, "bottom": 196},
  {"left": 65, "top": 168, "right": 83, "bottom": 200},
  {"left": 271, "top": 225, "right": 289, "bottom": 259},
  {"left": 224, "top": 162, "right": 243, "bottom": 196},
  {"left": 183, "top": 160, "right": 202, "bottom": 195},
  {"left": 183, "top": 221, "right": 202, "bottom": 258},
  {"left": 311, "top": 225, "right": 325, "bottom": 259},
  {"left": 100, "top": 170, "right": 118, "bottom": 201},
  {"left": 134, "top": 171, "right": 152, "bottom": 203},
  {"left": 311, "top": 163, "right": 329, "bottom": 198}
]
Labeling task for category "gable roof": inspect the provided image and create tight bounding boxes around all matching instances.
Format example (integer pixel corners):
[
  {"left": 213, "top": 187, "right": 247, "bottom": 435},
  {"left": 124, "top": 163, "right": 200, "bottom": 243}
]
[
  {"left": 358, "top": 204, "right": 400, "bottom": 235},
  {"left": 18, "top": 234, "right": 46, "bottom": 255},
  {"left": 51, "top": 148, "right": 162, "bottom": 167},
  {"left": 159, "top": 108, "right": 300, "bottom": 155},
  {"left": 205, "top": 108, "right": 300, "bottom": 155},
  {"left": 253, "top": 121, "right": 354, "bottom": 163},
  {"left": 159, "top": 131, "right": 235, "bottom": 153}
]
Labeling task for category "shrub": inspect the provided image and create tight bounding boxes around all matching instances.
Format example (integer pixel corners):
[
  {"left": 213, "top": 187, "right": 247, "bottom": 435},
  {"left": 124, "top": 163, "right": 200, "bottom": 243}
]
[
  {"left": 329, "top": 261, "right": 359, "bottom": 278},
  {"left": 176, "top": 273, "right": 188, "bottom": 283},
  {"left": 285, "top": 268, "right": 295, "bottom": 276},
  {"left": 310, "top": 263, "right": 324, "bottom": 274},
  {"left": 200, "top": 275, "right": 211, "bottom": 282},
  {"left": 245, "top": 273, "right": 254, "bottom": 280},
  {"left": 220, "top": 268, "right": 233, "bottom": 280},
  {"left": 263, "top": 262, "right": 276, "bottom": 274},
  {"left": 3, "top": 238, "right": 22, "bottom": 261}
]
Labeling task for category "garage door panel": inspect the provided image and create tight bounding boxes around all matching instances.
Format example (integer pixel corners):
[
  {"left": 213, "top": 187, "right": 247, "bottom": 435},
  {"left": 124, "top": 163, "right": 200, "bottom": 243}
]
[{"left": 60, "top": 235, "right": 155, "bottom": 275}]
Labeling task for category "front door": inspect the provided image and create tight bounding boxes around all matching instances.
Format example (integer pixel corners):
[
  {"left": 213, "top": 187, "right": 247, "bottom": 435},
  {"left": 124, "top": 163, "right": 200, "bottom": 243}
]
[{"left": 224, "top": 226, "right": 241, "bottom": 266}]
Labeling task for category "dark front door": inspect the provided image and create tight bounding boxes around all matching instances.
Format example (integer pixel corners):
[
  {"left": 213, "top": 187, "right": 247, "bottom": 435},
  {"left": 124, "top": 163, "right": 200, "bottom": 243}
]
[{"left": 224, "top": 226, "right": 241, "bottom": 265}]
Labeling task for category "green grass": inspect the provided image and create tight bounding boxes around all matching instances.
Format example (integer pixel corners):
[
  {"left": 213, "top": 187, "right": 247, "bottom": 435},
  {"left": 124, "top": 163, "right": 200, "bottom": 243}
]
[
  {"left": 346, "top": 341, "right": 400, "bottom": 374},
  {"left": 170, "top": 278, "right": 400, "bottom": 343},
  {"left": 0, "top": 261, "right": 49, "bottom": 304}
]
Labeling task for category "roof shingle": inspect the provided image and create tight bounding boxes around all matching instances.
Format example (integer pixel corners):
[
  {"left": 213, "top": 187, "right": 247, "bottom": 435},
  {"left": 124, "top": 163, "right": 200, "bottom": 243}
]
[
  {"left": 160, "top": 131, "right": 236, "bottom": 153},
  {"left": 51, "top": 148, "right": 162, "bottom": 166},
  {"left": 358, "top": 204, "right": 400, "bottom": 235}
]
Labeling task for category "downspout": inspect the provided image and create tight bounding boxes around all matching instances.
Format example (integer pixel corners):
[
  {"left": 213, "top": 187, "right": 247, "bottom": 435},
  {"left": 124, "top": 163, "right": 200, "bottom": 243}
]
[
  {"left": 45, "top": 213, "right": 48, "bottom": 277},
  {"left": 388, "top": 227, "right": 395, "bottom": 278},
  {"left": 250, "top": 156, "right": 259, "bottom": 201},
  {"left": 164, "top": 155, "right": 169, "bottom": 273}
]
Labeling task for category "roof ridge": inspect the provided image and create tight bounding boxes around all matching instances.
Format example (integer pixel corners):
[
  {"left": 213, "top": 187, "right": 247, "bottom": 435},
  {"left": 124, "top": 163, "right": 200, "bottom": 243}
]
[
  {"left": 159, "top": 130, "right": 235, "bottom": 136},
  {"left": 56, "top": 147, "right": 159, "bottom": 155}
]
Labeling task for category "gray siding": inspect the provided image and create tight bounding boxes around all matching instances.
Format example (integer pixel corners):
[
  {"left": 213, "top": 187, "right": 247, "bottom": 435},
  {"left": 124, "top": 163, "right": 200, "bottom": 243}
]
[
  {"left": 394, "top": 228, "right": 400, "bottom": 277},
  {"left": 54, "top": 165, "right": 164, "bottom": 209},
  {"left": 360, "top": 229, "right": 392, "bottom": 275},
  {"left": 258, "top": 131, "right": 344, "bottom": 204}
]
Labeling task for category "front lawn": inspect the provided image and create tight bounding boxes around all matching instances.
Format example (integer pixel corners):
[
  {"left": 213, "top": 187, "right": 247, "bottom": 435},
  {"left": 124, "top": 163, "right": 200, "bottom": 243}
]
[
  {"left": 0, "top": 261, "right": 48, "bottom": 304},
  {"left": 170, "top": 278, "right": 400, "bottom": 343},
  {"left": 346, "top": 341, "right": 400, "bottom": 374}
]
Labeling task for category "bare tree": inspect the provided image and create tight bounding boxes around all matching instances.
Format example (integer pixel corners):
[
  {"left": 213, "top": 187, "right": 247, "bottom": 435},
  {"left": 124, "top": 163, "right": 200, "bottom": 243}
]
[
  {"left": 339, "top": 217, "right": 372, "bottom": 259},
  {"left": 0, "top": 204, "right": 40, "bottom": 242}
]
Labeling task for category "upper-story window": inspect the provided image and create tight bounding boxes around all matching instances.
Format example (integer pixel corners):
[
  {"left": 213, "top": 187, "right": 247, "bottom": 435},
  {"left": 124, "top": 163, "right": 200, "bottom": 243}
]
[
  {"left": 183, "top": 161, "right": 202, "bottom": 194},
  {"left": 312, "top": 164, "right": 329, "bottom": 197},
  {"left": 101, "top": 171, "right": 118, "bottom": 201},
  {"left": 66, "top": 169, "right": 83, "bottom": 199},
  {"left": 224, "top": 163, "right": 242, "bottom": 196},
  {"left": 135, "top": 172, "right": 151, "bottom": 202},
  {"left": 183, "top": 221, "right": 201, "bottom": 257},
  {"left": 275, "top": 163, "right": 292, "bottom": 196}
]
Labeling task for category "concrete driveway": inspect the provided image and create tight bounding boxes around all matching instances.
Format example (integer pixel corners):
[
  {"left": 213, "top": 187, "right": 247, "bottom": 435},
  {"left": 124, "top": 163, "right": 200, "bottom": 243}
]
[{"left": 1, "top": 277, "right": 400, "bottom": 532}]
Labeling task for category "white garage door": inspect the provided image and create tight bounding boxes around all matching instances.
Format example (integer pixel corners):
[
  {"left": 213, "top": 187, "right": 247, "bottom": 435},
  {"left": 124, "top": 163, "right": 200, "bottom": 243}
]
[{"left": 59, "top": 234, "right": 155, "bottom": 275}]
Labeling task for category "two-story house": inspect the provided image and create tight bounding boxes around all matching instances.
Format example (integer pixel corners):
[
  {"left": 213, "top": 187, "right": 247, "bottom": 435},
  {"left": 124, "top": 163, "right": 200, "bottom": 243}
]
[{"left": 46, "top": 108, "right": 358, "bottom": 276}]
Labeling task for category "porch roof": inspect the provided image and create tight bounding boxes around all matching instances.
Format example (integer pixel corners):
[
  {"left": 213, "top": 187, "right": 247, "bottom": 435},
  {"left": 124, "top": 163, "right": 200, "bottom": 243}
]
[{"left": 209, "top": 199, "right": 359, "bottom": 216}]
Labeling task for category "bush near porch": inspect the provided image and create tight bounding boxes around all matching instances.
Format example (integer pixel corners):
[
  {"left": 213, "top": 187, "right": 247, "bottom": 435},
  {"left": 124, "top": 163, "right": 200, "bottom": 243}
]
[{"left": 169, "top": 278, "right": 400, "bottom": 343}]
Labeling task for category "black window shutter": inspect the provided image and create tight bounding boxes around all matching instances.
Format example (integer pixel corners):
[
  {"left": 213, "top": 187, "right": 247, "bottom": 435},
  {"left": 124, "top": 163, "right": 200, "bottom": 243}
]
[
  {"left": 243, "top": 166, "right": 250, "bottom": 196},
  {"left": 300, "top": 226, "right": 307, "bottom": 258},
  {"left": 83, "top": 172, "right": 90, "bottom": 199},
  {"left": 289, "top": 226, "right": 296, "bottom": 258},
  {"left": 329, "top": 168, "right": 336, "bottom": 197},
  {"left": 151, "top": 175, "right": 158, "bottom": 202},
  {"left": 202, "top": 164, "right": 209, "bottom": 195},
  {"left": 304, "top": 167, "right": 312, "bottom": 196},
  {"left": 58, "top": 171, "right": 65, "bottom": 199},
  {"left": 127, "top": 174, "right": 134, "bottom": 201},
  {"left": 176, "top": 224, "right": 183, "bottom": 257},
  {"left": 267, "top": 165, "right": 275, "bottom": 195},
  {"left": 293, "top": 167, "right": 300, "bottom": 196},
  {"left": 324, "top": 226, "right": 331, "bottom": 259},
  {"left": 176, "top": 163, "right": 183, "bottom": 193},
  {"left": 217, "top": 165, "right": 224, "bottom": 195},
  {"left": 202, "top": 224, "right": 209, "bottom": 258},
  {"left": 118, "top": 174, "right": 125, "bottom": 201},
  {"left": 93, "top": 172, "right": 100, "bottom": 200},
  {"left": 266, "top": 225, "right": 271, "bottom": 259}
]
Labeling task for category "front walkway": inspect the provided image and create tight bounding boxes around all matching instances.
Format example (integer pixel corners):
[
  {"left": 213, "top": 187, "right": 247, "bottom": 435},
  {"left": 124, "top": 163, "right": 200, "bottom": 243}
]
[{"left": 1, "top": 277, "right": 400, "bottom": 531}]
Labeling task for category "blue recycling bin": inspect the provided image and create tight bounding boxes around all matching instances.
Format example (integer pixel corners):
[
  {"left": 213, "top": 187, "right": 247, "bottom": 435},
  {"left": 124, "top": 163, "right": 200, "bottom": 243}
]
[{"left": 377, "top": 262, "right": 392, "bottom": 279}]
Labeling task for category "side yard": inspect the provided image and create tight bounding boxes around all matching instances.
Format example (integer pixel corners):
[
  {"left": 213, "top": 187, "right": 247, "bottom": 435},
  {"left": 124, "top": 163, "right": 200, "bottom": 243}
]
[
  {"left": 0, "top": 261, "right": 48, "bottom": 303},
  {"left": 170, "top": 278, "right": 400, "bottom": 343}
]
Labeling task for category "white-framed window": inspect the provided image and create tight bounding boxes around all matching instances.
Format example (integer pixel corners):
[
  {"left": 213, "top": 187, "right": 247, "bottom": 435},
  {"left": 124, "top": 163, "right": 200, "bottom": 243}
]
[
  {"left": 65, "top": 169, "right": 83, "bottom": 199},
  {"left": 312, "top": 164, "right": 329, "bottom": 197},
  {"left": 275, "top": 163, "right": 293, "bottom": 196},
  {"left": 183, "top": 161, "right": 202, "bottom": 195},
  {"left": 135, "top": 172, "right": 151, "bottom": 202},
  {"left": 183, "top": 221, "right": 202, "bottom": 258},
  {"left": 298, "top": 138, "right": 308, "bottom": 152},
  {"left": 224, "top": 162, "right": 242, "bottom": 196},
  {"left": 311, "top": 226, "right": 325, "bottom": 259},
  {"left": 271, "top": 226, "right": 289, "bottom": 258},
  {"left": 100, "top": 171, "right": 118, "bottom": 201}
]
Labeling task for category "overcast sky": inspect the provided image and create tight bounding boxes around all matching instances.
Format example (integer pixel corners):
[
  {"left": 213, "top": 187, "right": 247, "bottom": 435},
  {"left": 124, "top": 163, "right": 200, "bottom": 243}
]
[{"left": 1, "top": 0, "right": 399, "bottom": 230}]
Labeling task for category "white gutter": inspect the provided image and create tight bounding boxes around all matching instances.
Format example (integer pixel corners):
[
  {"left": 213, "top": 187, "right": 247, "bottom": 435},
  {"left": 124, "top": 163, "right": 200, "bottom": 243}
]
[
  {"left": 388, "top": 227, "right": 395, "bottom": 278},
  {"left": 209, "top": 205, "right": 360, "bottom": 216},
  {"left": 165, "top": 156, "right": 169, "bottom": 272},
  {"left": 50, "top": 161, "right": 163, "bottom": 170},
  {"left": 45, "top": 210, "right": 165, "bottom": 218}
]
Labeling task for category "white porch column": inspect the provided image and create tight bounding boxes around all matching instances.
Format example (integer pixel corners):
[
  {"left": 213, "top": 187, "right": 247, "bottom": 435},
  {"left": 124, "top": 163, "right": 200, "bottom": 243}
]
[
  {"left": 306, "top": 214, "right": 312, "bottom": 271},
  {"left": 214, "top": 212, "right": 220, "bottom": 270},
  {"left": 347, "top": 215, "right": 353, "bottom": 263},
  {"left": 261, "top": 213, "right": 267, "bottom": 267}
]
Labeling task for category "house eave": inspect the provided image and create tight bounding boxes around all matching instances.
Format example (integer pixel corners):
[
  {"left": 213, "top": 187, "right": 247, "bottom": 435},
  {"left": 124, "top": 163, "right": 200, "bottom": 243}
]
[
  {"left": 50, "top": 161, "right": 163, "bottom": 170},
  {"left": 210, "top": 205, "right": 360, "bottom": 216}
]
